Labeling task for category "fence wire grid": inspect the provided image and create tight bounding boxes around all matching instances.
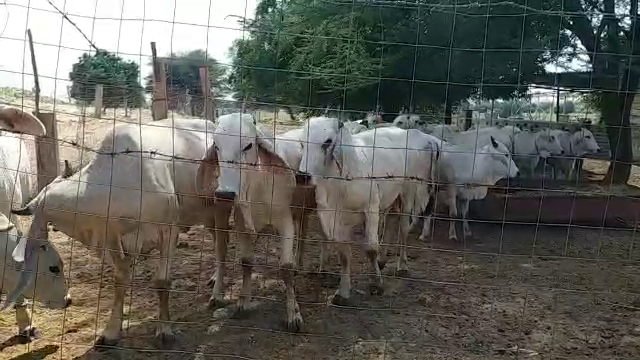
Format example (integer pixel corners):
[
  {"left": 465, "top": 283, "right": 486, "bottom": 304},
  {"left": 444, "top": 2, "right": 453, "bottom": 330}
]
[{"left": 1, "top": 0, "right": 640, "bottom": 359}]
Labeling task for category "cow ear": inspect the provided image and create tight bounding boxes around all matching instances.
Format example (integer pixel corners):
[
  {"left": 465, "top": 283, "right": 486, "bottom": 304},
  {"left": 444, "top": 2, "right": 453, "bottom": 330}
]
[
  {"left": 196, "top": 145, "right": 220, "bottom": 197},
  {"left": 62, "top": 160, "right": 74, "bottom": 178},
  {"left": 490, "top": 135, "right": 499, "bottom": 149},
  {"left": 0, "top": 106, "right": 46, "bottom": 136},
  {"left": 0, "top": 213, "right": 14, "bottom": 232},
  {"left": 12, "top": 236, "right": 27, "bottom": 263},
  {"left": 256, "top": 127, "right": 292, "bottom": 171}
]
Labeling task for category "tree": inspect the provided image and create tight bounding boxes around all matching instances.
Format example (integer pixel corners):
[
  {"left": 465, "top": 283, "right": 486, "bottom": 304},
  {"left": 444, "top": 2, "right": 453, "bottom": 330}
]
[
  {"left": 530, "top": 0, "right": 640, "bottom": 183},
  {"left": 69, "top": 50, "right": 144, "bottom": 110},
  {"left": 144, "top": 50, "right": 228, "bottom": 113},
  {"left": 228, "top": 0, "right": 568, "bottom": 120}
]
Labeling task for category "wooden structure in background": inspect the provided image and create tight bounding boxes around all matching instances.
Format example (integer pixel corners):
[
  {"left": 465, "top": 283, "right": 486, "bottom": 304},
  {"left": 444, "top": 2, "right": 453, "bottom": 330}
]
[
  {"left": 27, "top": 29, "right": 59, "bottom": 190},
  {"left": 94, "top": 84, "right": 103, "bottom": 118},
  {"left": 200, "top": 66, "right": 214, "bottom": 120},
  {"left": 151, "top": 42, "right": 168, "bottom": 120},
  {"left": 34, "top": 112, "right": 59, "bottom": 191}
]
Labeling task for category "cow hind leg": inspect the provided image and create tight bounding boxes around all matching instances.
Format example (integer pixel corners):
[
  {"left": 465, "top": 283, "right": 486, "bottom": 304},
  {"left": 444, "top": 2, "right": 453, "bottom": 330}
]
[
  {"left": 96, "top": 253, "right": 131, "bottom": 347},
  {"left": 276, "top": 212, "right": 303, "bottom": 332},
  {"left": 154, "top": 225, "right": 179, "bottom": 346}
]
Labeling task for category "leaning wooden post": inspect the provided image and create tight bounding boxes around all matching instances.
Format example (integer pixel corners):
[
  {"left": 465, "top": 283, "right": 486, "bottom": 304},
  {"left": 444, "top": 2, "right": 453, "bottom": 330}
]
[
  {"left": 200, "top": 66, "right": 214, "bottom": 120},
  {"left": 94, "top": 84, "right": 103, "bottom": 118},
  {"left": 34, "top": 112, "right": 59, "bottom": 191},
  {"left": 151, "top": 42, "right": 168, "bottom": 120}
]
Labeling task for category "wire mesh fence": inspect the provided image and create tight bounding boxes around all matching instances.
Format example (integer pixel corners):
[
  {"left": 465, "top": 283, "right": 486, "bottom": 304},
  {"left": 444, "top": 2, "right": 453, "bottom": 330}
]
[{"left": 1, "top": 0, "right": 640, "bottom": 359}]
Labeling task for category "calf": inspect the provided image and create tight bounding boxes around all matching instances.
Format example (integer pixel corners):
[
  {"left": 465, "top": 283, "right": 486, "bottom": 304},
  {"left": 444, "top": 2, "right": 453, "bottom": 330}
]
[
  {"left": 12, "top": 117, "right": 218, "bottom": 346},
  {"left": 196, "top": 113, "right": 303, "bottom": 332}
]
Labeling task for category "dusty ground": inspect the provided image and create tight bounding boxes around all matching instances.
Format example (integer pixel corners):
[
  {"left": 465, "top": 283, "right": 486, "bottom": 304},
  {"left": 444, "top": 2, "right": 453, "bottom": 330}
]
[{"left": 1, "top": 101, "right": 640, "bottom": 359}]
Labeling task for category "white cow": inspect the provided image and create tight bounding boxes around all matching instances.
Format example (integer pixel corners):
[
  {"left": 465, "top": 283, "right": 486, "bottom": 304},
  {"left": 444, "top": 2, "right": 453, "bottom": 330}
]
[
  {"left": 298, "top": 117, "right": 438, "bottom": 304},
  {"left": 419, "top": 136, "right": 520, "bottom": 241},
  {"left": 196, "top": 113, "right": 303, "bottom": 332},
  {"left": 12, "top": 117, "right": 218, "bottom": 346},
  {"left": 547, "top": 128, "right": 601, "bottom": 180},
  {"left": 450, "top": 126, "right": 563, "bottom": 176},
  {"left": 0, "top": 105, "right": 71, "bottom": 341}
]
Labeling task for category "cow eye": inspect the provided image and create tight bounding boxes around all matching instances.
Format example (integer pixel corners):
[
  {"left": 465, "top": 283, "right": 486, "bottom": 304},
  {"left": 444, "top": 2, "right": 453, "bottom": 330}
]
[
  {"left": 242, "top": 143, "right": 253, "bottom": 152},
  {"left": 585, "top": 135, "right": 591, "bottom": 139},
  {"left": 322, "top": 139, "right": 333, "bottom": 149},
  {"left": 40, "top": 244, "right": 47, "bottom": 251},
  {"left": 550, "top": 135, "right": 555, "bottom": 141},
  {"left": 49, "top": 265, "right": 60, "bottom": 274}
]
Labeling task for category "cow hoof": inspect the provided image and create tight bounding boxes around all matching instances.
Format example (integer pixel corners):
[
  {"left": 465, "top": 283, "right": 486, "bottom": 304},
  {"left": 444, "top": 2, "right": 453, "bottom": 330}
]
[
  {"left": 286, "top": 314, "right": 304, "bottom": 333},
  {"left": 449, "top": 236, "right": 458, "bottom": 242},
  {"left": 368, "top": 283, "right": 384, "bottom": 296},
  {"left": 331, "top": 293, "right": 351, "bottom": 306},
  {"left": 17, "top": 327, "right": 41, "bottom": 343},
  {"left": 208, "top": 297, "right": 228, "bottom": 310},
  {"left": 154, "top": 332, "right": 176, "bottom": 348},
  {"left": 95, "top": 335, "right": 120, "bottom": 348},
  {"left": 418, "top": 235, "right": 428, "bottom": 242},
  {"left": 231, "top": 304, "right": 251, "bottom": 319},
  {"left": 396, "top": 268, "right": 410, "bottom": 277}
]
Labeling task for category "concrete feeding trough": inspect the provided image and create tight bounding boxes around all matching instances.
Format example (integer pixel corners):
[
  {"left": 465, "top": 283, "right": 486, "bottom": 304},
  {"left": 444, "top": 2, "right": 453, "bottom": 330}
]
[{"left": 468, "top": 178, "right": 640, "bottom": 229}]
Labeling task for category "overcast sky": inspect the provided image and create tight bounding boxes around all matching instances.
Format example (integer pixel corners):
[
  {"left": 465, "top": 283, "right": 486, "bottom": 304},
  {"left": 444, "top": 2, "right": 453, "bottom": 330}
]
[{"left": 0, "top": 0, "right": 257, "bottom": 100}]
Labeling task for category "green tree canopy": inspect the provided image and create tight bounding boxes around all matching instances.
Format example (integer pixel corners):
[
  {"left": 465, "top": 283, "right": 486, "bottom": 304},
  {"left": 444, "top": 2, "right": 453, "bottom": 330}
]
[
  {"left": 68, "top": 50, "right": 144, "bottom": 109},
  {"left": 228, "top": 0, "right": 569, "bottom": 118}
]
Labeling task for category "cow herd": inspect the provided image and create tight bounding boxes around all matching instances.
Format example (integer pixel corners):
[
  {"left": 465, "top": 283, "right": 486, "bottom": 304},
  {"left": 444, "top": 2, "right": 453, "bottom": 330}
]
[{"left": 0, "top": 105, "right": 601, "bottom": 348}]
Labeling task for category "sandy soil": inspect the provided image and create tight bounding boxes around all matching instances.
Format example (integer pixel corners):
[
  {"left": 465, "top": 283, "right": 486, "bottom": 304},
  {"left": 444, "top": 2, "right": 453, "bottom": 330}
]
[{"left": 1, "top": 102, "right": 640, "bottom": 359}]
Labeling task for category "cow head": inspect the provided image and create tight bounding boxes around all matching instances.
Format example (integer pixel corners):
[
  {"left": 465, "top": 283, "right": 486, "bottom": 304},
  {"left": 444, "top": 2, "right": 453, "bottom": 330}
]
[
  {"left": 572, "top": 128, "right": 601, "bottom": 156},
  {"left": 478, "top": 136, "right": 520, "bottom": 181},
  {"left": 0, "top": 212, "right": 71, "bottom": 311},
  {"left": 0, "top": 105, "right": 46, "bottom": 136},
  {"left": 534, "top": 128, "right": 564, "bottom": 158},
  {"left": 299, "top": 116, "right": 354, "bottom": 178},
  {"left": 197, "top": 113, "right": 291, "bottom": 202}
]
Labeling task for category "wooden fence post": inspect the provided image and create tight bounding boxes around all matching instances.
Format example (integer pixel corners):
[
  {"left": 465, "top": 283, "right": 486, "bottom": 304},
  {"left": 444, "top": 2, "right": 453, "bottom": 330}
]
[
  {"left": 151, "top": 42, "right": 168, "bottom": 120},
  {"left": 94, "top": 84, "right": 103, "bottom": 118},
  {"left": 200, "top": 66, "right": 214, "bottom": 120},
  {"left": 34, "top": 112, "right": 59, "bottom": 191}
]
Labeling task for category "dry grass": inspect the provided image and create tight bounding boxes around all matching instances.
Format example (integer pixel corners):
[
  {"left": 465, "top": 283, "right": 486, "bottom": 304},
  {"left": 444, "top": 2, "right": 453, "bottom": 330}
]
[{"left": 0, "top": 101, "right": 640, "bottom": 359}]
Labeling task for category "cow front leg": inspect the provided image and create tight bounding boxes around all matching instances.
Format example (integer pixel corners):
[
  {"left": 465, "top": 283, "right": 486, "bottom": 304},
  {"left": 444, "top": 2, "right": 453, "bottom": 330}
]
[
  {"left": 316, "top": 208, "right": 337, "bottom": 277},
  {"left": 364, "top": 197, "right": 384, "bottom": 296},
  {"left": 396, "top": 213, "right": 410, "bottom": 276},
  {"left": 154, "top": 225, "right": 179, "bottom": 346},
  {"left": 96, "top": 253, "right": 131, "bottom": 347},
  {"left": 276, "top": 211, "right": 303, "bottom": 332},
  {"left": 14, "top": 296, "right": 39, "bottom": 342},
  {"left": 207, "top": 206, "right": 232, "bottom": 309},
  {"left": 234, "top": 207, "right": 256, "bottom": 316}
]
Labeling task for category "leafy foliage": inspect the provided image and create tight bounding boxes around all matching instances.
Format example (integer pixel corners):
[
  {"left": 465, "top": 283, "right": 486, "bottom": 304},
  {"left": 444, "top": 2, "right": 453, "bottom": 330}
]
[
  {"left": 68, "top": 50, "right": 144, "bottom": 108},
  {"left": 228, "top": 0, "right": 569, "bottom": 115}
]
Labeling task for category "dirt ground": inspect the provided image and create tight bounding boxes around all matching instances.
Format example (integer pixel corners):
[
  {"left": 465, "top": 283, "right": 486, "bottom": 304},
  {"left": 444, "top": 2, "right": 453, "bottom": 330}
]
[{"left": 1, "top": 103, "right": 640, "bottom": 359}]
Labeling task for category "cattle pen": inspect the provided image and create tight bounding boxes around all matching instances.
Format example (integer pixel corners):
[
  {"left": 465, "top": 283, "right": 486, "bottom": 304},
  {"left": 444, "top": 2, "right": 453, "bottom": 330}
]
[{"left": 2, "top": 1, "right": 640, "bottom": 360}]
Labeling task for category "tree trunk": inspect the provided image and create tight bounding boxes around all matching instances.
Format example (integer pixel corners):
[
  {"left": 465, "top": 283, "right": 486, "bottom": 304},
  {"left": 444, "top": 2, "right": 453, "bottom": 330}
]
[
  {"left": 603, "top": 91, "right": 635, "bottom": 184},
  {"left": 444, "top": 102, "right": 453, "bottom": 125}
]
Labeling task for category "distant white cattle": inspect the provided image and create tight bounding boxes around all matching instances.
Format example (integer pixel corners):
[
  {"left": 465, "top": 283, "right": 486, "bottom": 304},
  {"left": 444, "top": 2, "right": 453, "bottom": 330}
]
[
  {"left": 196, "top": 113, "right": 303, "bottom": 332},
  {"left": 418, "top": 136, "right": 520, "bottom": 241},
  {"left": 13, "top": 117, "right": 218, "bottom": 346},
  {"left": 547, "top": 128, "right": 601, "bottom": 180},
  {"left": 298, "top": 117, "right": 438, "bottom": 304},
  {"left": 450, "top": 126, "right": 563, "bottom": 176},
  {"left": 0, "top": 105, "right": 71, "bottom": 341}
]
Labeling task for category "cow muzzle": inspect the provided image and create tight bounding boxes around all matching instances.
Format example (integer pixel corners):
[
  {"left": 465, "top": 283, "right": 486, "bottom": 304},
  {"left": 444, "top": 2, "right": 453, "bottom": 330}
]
[{"left": 295, "top": 172, "right": 311, "bottom": 185}]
